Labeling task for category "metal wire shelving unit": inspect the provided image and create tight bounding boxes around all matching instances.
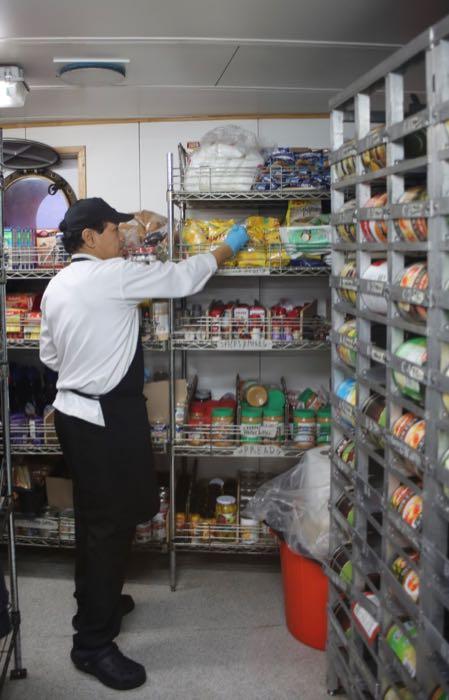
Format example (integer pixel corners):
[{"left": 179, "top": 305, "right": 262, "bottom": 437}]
[
  {"left": 0, "top": 130, "right": 27, "bottom": 690},
  {"left": 328, "top": 13, "right": 449, "bottom": 699},
  {"left": 166, "top": 153, "right": 331, "bottom": 589}
]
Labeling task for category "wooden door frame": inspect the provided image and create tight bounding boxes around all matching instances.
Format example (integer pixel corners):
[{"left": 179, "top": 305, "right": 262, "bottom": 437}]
[{"left": 55, "top": 146, "right": 86, "bottom": 199}]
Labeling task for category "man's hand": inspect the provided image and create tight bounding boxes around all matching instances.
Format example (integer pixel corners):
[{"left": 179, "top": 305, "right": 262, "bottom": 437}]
[
  {"left": 210, "top": 224, "right": 249, "bottom": 266},
  {"left": 224, "top": 225, "right": 249, "bottom": 254}
]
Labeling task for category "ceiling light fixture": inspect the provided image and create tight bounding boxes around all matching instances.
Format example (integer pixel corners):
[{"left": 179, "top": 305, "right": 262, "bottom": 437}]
[
  {"left": 0, "top": 66, "right": 29, "bottom": 108},
  {"left": 54, "top": 58, "right": 128, "bottom": 86}
]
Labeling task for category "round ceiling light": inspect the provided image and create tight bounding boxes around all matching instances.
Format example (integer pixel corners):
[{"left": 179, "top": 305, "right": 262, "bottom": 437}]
[{"left": 58, "top": 62, "right": 126, "bottom": 86}]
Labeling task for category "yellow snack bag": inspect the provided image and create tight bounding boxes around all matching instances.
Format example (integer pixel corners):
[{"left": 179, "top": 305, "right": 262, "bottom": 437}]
[
  {"left": 245, "top": 216, "right": 280, "bottom": 245},
  {"left": 208, "top": 219, "right": 235, "bottom": 242},
  {"left": 236, "top": 246, "right": 266, "bottom": 268},
  {"left": 182, "top": 219, "right": 209, "bottom": 253},
  {"left": 267, "top": 246, "right": 290, "bottom": 269}
]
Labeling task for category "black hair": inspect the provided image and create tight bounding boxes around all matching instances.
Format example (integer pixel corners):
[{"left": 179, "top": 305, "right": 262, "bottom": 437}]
[{"left": 59, "top": 220, "right": 108, "bottom": 254}]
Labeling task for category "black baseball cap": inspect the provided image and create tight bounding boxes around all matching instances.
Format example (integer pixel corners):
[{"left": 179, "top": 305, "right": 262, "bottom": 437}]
[{"left": 59, "top": 197, "right": 133, "bottom": 233}]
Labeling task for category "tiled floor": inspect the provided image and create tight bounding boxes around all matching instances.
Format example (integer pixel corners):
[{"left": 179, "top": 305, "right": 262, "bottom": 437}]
[{"left": 3, "top": 551, "right": 330, "bottom": 700}]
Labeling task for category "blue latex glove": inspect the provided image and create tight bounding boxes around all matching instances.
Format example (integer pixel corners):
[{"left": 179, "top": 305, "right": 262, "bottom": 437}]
[{"left": 224, "top": 224, "right": 249, "bottom": 255}]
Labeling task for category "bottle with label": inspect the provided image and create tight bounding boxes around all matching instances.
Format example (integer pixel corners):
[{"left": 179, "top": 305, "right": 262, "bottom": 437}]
[{"left": 293, "top": 409, "right": 316, "bottom": 448}]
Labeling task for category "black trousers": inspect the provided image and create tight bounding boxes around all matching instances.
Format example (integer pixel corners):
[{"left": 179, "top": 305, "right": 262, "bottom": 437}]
[{"left": 54, "top": 409, "right": 149, "bottom": 652}]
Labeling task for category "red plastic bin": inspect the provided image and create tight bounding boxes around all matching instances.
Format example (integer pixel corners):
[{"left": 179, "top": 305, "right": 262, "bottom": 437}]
[{"left": 280, "top": 541, "right": 329, "bottom": 651}]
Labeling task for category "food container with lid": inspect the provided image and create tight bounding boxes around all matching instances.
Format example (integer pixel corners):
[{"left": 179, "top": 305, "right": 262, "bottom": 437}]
[
  {"left": 242, "top": 381, "right": 268, "bottom": 408},
  {"left": 240, "top": 406, "right": 263, "bottom": 443},
  {"left": 261, "top": 408, "right": 285, "bottom": 445},
  {"left": 211, "top": 407, "right": 234, "bottom": 447},
  {"left": 292, "top": 409, "right": 316, "bottom": 448}
]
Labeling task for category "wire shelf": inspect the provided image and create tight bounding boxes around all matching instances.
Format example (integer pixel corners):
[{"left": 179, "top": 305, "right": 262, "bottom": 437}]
[
  {"left": 172, "top": 315, "right": 329, "bottom": 351},
  {"left": 174, "top": 521, "right": 279, "bottom": 553}
]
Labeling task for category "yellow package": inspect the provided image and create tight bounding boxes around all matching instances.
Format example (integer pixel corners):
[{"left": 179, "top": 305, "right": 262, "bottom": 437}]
[
  {"left": 208, "top": 219, "right": 235, "bottom": 242},
  {"left": 267, "top": 246, "right": 290, "bottom": 269},
  {"left": 182, "top": 219, "right": 209, "bottom": 253},
  {"left": 209, "top": 241, "right": 237, "bottom": 267},
  {"left": 286, "top": 200, "right": 322, "bottom": 226},
  {"left": 245, "top": 216, "right": 280, "bottom": 245},
  {"left": 236, "top": 247, "right": 267, "bottom": 268}
]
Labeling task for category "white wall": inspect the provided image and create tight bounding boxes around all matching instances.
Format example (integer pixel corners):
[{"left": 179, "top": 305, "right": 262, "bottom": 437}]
[{"left": 5, "top": 117, "right": 330, "bottom": 212}]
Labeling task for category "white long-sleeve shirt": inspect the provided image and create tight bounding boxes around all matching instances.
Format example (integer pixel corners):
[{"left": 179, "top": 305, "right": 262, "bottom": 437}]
[{"left": 40, "top": 252, "right": 217, "bottom": 426}]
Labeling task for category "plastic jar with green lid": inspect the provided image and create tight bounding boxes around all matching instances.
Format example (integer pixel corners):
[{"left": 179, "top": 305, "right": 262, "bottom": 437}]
[
  {"left": 293, "top": 409, "right": 316, "bottom": 449},
  {"left": 211, "top": 407, "right": 234, "bottom": 447},
  {"left": 240, "top": 406, "right": 263, "bottom": 443},
  {"left": 262, "top": 408, "right": 285, "bottom": 445},
  {"left": 317, "top": 406, "right": 331, "bottom": 444}
]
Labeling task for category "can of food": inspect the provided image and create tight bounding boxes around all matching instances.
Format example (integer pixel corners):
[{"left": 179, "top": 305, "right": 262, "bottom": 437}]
[
  {"left": 338, "top": 260, "right": 357, "bottom": 306},
  {"left": 336, "top": 493, "right": 355, "bottom": 527},
  {"left": 335, "top": 438, "right": 356, "bottom": 469},
  {"left": 330, "top": 544, "right": 353, "bottom": 585},
  {"left": 297, "top": 388, "right": 323, "bottom": 412},
  {"left": 442, "top": 365, "right": 449, "bottom": 414},
  {"left": 332, "top": 602, "right": 352, "bottom": 639},
  {"left": 396, "top": 263, "right": 428, "bottom": 323},
  {"left": 394, "top": 187, "right": 428, "bottom": 242},
  {"left": 390, "top": 485, "right": 422, "bottom": 530},
  {"left": 336, "top": 199, "right": 356, "bottom": 243},
  {"left": 392, "top": 337, "right": 427, "bottom": 403},
  {"left": 336, "top": 320, "right": 357, "bottom": 368},
  {"left": 335, "top": 379, "right": 357, "bottom": 428},
  {"left": 360, "top": 192, "right": 388, "bottom": 243},
  {"left": 383, "top": 688, "right": 412, "bottom": 700},
  {"left": 361, "top": 393, "right": 386, "bottom": 449},
  {"left": 391, "top": 553, "right": 420, "bottom": 602},
  {"left": 430, "top": 687, "right": 449, "bottom": 700},
  {"left": 316, "top": 406, "right": 331, "bottom": 444},
  {"left": 386, "top": 621, "right": 417, "bottom": 678},
  {"left": 392, "top": 413, "right": 426, "bottom": 452},
  {"left": 440, "top": 448, "right": 449, "bottom": 498},
  {"left": 361, "top": 260, "right": 388, "bottom": 315}
]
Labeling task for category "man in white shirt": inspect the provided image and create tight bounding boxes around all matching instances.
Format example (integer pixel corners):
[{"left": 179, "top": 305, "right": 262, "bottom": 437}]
[{"left": 40, "top": 197, "right": 248, "bottom": 691}]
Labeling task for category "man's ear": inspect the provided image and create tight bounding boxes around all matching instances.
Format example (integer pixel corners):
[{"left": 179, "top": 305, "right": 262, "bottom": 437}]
[{"left": 81, "top": 228, "right": 96, "bottom": 249}]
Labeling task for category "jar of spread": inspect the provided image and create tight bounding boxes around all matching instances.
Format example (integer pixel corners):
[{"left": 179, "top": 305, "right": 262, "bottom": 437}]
[
  {"left": 293, "top": 409, "right": 316, "bottom": 448},
  {"left": 297, "top": 388, "right": 323, "bottom": 412},
  {"left": 261, "top": 408, "right": 285, "bottom": 445},
  {"left": 216, "top": 495, "right": 237, "bottom": 539},
  {"left": 391, "top": 552, "right": 420, "bottom": 602},
  {"left": 240, "top": 406, "right": 263, "bottom": 443},
  {"left": 242, "top": 381, "right": 268, "bottom": 408},
  {"left": 317, "top": 405, "right": 331, "bottom": 444},
  {"left": 211, "top": 407, "right": 234, "bottom": 447},
  {"left": 188, "top": 404, "right": 207, "bottom": 446}
]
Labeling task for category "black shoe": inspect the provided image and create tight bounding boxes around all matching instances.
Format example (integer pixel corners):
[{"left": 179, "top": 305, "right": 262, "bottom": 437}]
[
  {"left": 120, "top": 594, "right": 135, "bottom": 617},
  {"left": 71, "top": 643, "right": 146, "bottom": 690}
]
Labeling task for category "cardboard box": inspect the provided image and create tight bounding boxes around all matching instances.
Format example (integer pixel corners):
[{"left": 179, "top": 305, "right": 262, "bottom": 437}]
[
  {"left": 46, "top": 477, "right": 73, "bottom": 512},
  {"left": 143, "top": 379, "right": 188, "bottom": 424}
]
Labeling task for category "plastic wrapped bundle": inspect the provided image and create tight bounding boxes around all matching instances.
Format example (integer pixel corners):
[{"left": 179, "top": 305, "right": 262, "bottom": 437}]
[
  {"left": 243, "top": 447, "right": 331, "bottom": 561},
  {"left": 184, "top": 125, "right": 264, "bottom": 192}
]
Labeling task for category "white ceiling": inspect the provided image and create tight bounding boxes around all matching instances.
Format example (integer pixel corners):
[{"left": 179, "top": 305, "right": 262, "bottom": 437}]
[{"left": 0, "top": 0, "right": 447, "bottom": 123}]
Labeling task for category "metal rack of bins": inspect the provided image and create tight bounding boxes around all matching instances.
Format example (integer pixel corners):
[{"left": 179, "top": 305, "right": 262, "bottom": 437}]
[
  {"left": 328, "top": 13, "right": 449, "bottom": 700},
  {"left": 166, "top": 151, "right": 331, "bottom": 591}
]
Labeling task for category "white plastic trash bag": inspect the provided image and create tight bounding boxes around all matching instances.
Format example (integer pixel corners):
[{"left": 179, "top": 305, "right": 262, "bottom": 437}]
[{"left": 243, "top": 447, "right": 331, "bottom": 562}]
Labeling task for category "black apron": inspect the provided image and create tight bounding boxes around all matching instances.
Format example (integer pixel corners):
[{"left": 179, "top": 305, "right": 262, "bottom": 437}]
[{"left": 55, "top": 257, "right": 160, "bottom": 526}]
